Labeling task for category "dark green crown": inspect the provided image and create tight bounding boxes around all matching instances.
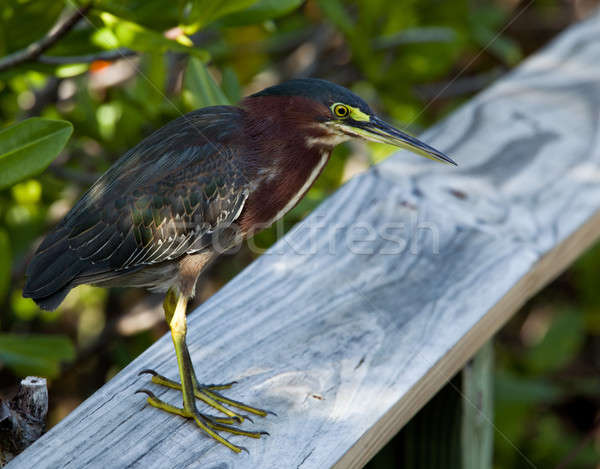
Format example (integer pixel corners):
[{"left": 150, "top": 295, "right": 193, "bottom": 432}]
[{"left": 252, "top": 78, "right": 372, "bottom": 115}]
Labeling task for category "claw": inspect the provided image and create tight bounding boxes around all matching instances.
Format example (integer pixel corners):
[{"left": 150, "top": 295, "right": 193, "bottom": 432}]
[
  {"left": 135, "top": 389, "right": 156, "bottom": 398},
  {"left": 143, "top": 371, "right": 269, "bottom": 422},
  {"left": 137, "top": 376, "right": 269, "bottom": 453},
  {"left": 141, "top": 287, "right": 267, "bottom": 453},
  {"left": 202, "top": 381, "right": 238, "bottom": 391}
]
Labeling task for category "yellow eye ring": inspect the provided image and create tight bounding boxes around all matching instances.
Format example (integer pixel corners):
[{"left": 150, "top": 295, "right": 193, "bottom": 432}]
[{"left": 333, "top": 104, "right": 349, "bottom": 118}]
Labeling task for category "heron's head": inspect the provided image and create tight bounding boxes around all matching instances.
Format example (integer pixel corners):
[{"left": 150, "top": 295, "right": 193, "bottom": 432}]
[{"left": 249, "top": 78, "right": 456, "bottom": 165}]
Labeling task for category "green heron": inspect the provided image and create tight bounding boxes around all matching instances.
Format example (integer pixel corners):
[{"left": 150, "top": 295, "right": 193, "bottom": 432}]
[{"left": 23, "top": 78, "right": 455, "bottom": 452}]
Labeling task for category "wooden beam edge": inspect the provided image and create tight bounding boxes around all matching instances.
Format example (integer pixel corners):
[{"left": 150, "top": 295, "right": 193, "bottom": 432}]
[{"left": 333, "top": 209, "right": 600, "bottom": 469}]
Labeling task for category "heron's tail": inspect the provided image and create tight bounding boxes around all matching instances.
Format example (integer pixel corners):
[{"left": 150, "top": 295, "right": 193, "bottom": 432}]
[{"left": 22, "top": 227, "right": 81, "bottom": 311}]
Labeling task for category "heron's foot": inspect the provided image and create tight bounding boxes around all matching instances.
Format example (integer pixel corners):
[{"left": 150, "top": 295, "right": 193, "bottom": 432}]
[
  {"left": 139, "top": 369, "right": 273, "bottom": 424},
  {"left": 135, "top": 389, "right": 268, "bottom": 453}
]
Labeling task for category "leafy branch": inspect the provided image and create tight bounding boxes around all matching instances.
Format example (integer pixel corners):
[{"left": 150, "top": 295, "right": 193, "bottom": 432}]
[
  {"left": 36, "top": 48, "right": 136, "bottom": 65},
  {"left": 0, "top": 3, "right": 92, "bottom": 72}
]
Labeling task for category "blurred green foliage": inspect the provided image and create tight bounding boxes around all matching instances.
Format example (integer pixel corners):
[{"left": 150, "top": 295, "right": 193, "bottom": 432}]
[
  {"left": 0, "top": 118, "right": 72, "bottom": 189},
  {"left": 0, "top": 0, "right": 598, "bottom": 467},
  {"left": 0, "top": 333, "right": 74, "bottom": 378}
]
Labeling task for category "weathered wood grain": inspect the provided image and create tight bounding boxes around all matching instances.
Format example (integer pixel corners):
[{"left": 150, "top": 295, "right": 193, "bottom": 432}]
[
  {"left": 10, "top": 12, "right": 600, "bottom": 469},
  {"left": 0, "top": 377, "right": 48, "bottom": 466},
  {"left": 461, "top": 343, "right": 493, "bottom": 469}
]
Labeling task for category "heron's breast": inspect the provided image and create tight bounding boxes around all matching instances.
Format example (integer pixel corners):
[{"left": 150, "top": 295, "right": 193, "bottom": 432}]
[{"left": 237, "top": 149, "right": 330, "bottom": 234}]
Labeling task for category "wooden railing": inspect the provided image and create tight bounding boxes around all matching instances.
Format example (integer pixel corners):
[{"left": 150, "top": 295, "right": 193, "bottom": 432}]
[{"left": 9, "top": 11, "right": 600, "bottom": 469}]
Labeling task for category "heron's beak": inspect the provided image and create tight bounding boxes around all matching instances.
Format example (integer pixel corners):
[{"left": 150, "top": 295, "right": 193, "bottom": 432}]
[{"left": 346, "top": 116, "right": 457, "bottom": 165}]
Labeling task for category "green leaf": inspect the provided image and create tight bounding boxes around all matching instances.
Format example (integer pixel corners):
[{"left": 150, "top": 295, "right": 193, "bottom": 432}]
[
  {"left": 524, "top": 310, "right": 585, "bottom": 374},
  {"left": 221, "top": 0, "right": 304, "bottom": 26},
  {"left": 102, "top": 14, "right": 209, "bottom": 61},
  {"left": 0, "top": 118, "right": 73, "bottom": 190},
  {"left": 316, "top": 0, "right": 354, "bottom": 36},
  {"left": 184, "top": 0, "right": 259, "bottom": 33},
  {"left": 221, "top": 66, "right": 242, "bottom": 103},
  {"left": 0, "top": 333, "right": 75, "bottom": 378},
  {"left": 469, "top": 6, "right": 521, "bottom": 66},
  {"left": 184, "top": 57, "right": 230, "bottom": 108},
  {"left": 128, "top": 54, "right": 168, "bottom": 117},
  {"left": 0, "top": 0, "right": 64, "bottom": 54},
  {"left": 472, "top": 24, "right": 521, "bottom": 65},
  {"left": 0, "top": 230, "right": 10, "bottom": 303},
  {"left": 495, "top": 370, "right": 563, "bottom": 405},
  {"left": 55, "top": 63, "right": 90, "bottom": 78},
  {"left": 94, "top": 0, "right": 185, "bottom": 31},
  {"left": 572, "top": 242, "right": 600, "bottom": 309}
]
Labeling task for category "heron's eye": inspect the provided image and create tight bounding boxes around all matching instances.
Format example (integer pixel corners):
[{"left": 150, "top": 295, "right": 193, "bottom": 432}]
[{"left": 333, "top": 104, "right": 349, "bottom": 118}]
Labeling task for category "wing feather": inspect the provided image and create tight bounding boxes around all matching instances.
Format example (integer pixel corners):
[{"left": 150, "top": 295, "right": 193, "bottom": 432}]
[{"left": 24, "top": 106, "right": 252, "bottom": 305}]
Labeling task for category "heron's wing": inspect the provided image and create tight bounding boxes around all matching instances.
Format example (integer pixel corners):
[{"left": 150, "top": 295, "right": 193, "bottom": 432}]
[{"left": 24, "top": 106, "right": 251, "bottom": 301}]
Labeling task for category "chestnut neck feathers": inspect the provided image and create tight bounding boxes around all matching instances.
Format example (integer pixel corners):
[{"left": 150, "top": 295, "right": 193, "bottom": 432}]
[
  {"left": 241, "top": 95, "right": 336, "bottom": 149},
  {"left": 235, "top": 95, "right": 337, "bottom": 232}
]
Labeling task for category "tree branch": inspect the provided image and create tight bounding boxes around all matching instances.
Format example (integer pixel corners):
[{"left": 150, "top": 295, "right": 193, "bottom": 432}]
[
  {"left": 0, "top": 3, "right": 92, "bottom": 72},
  {"left": 0, "top": 377, "right": 48, "bottom": 465},
  {"left": 37, "top": 48, "right": 137, "bottom": 65}
]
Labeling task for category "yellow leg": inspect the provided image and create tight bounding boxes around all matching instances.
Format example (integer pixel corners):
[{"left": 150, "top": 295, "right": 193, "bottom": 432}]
[{"left": 137, "top": 288, "right": 270, "bottom": 453}]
